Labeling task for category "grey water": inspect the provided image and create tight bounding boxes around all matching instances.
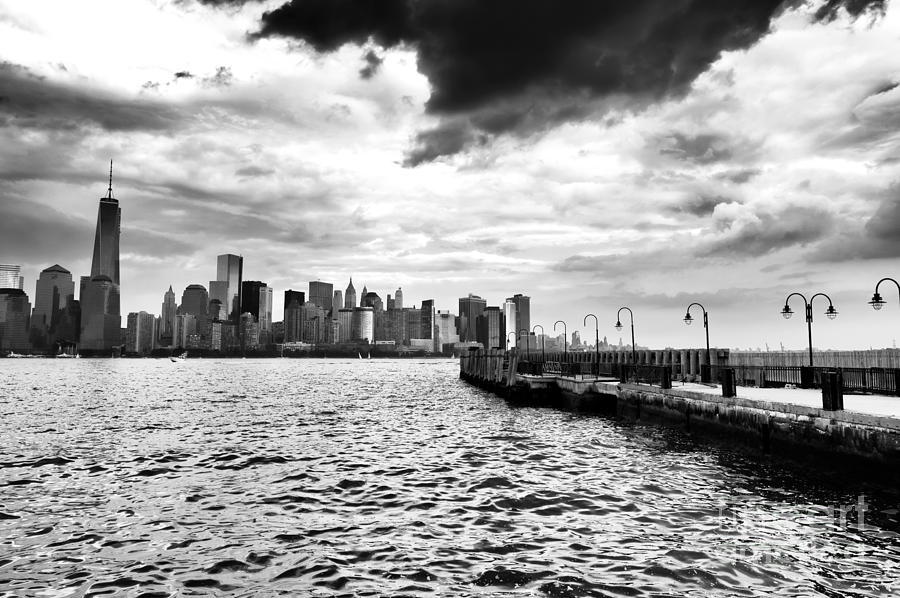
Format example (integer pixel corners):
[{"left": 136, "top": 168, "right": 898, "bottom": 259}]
[{"left": 1, "top": 358, "right": 899, "bottom": 597}]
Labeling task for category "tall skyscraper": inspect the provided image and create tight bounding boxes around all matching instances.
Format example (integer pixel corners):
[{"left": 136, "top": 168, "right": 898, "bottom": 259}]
[
  {"left": 126, "top": 311, "right": 156, "bottom": 355},
  {"left": 31, "top": 264, "right": 74, "bottom": 347},
  {"left": 160, "top": 285, "right": 177, "bottom": 343},
  {"left": 436, "top": 310, "right": 459, "bottom": 351},
  {"left": 476, "top": 306, "right": 505, "bottom": 350},
  {"left": 80, "top": 162, "right": 122, "bottom": 351},
  {"left": 0, "top": 288, "right": 31, "bottom": 351},
  {"left": 360, "top": 285, "right": 368, "bottom": 306},
  {"left": 258, "top": 285, "right": 273, "bottom": 338},
  {"left": 333, "top": 290, "right": 343, "bottom": 314},
  {"left": 362, "top": 291, "right": 383, "bottom": 312},
  {"left": 507, "top": 294, "right": 531, "bottom": 340},
  {"left": 284, "top": 289, "right": 305, "bottom": 322},
  {"left": 180, "top": 285, "right": 209, "bottom": 338},
  {"left": 309, "top": 281, "right": 333, "bottom": 313},
  {"left": 394, "top": 287, "right": 403, "bottom": 310},
  {"left": 216, "top": 254, "right": 243, "bottom": 323},
  {"left": 458, "top": 294, "right": 487, "bottom": 343},
  {"left": 420, "top": 299, "right": 435, "bottom": 340},
  {"left": 240, "top": 281, "right": 265, "bottom": 321},
  {"left": 284, "top": 295, "right": 304, "bottom": 343},
  {"left": 503, "top": 299, "right": 517, "bottom": 348},
  {"left": 208, "top": 280, "right": 229, "bottom": 321},
  {"left": 0, "top": 265, "right": 23, "bottom": 290},
  {"left": 344, "top": 278, "right": 356, "bottom": 309},
  {"left": 351, "top": 306, "right": 374, "bottom": 343}
]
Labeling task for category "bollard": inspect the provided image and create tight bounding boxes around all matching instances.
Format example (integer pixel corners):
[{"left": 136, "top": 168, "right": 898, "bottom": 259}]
[
  {"left": 721, "top": 368, "right": 736, "bottom": 398},
  {"left": 660, "top": 366, "right": 672, "bottom": 390},
  {"left": 800, "top": 366, "right": 815, "bottom": 389},
  {"left": 821, "top": 371, "right": 844, "bottom": 411}
]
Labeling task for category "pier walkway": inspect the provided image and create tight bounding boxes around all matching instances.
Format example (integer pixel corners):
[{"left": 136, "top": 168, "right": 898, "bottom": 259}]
[{"left": 459, "top": 349, "right": 900, "bottom": 472}]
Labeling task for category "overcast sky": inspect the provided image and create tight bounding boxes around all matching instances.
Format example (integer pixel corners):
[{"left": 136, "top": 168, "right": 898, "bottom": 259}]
[{"left": 2, "top": 0, "right": 899, "bottom": 350}]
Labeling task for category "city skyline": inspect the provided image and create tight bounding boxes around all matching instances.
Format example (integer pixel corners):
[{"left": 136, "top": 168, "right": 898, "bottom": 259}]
[{"left": 2, "top": 1, "right": 900, "bottom": 350}]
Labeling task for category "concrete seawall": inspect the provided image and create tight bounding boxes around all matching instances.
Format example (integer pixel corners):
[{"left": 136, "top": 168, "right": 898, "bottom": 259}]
[{"left": 459, "top": 351, "right": 900, "bottom": 475}]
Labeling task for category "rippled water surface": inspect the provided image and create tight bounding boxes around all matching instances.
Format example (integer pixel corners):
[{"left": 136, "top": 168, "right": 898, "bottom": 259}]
[{"left": 2, "top": 358, "right": 899, "bottom": 597}]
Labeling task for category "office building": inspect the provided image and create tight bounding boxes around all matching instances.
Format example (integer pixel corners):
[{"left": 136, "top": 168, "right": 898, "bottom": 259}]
[
  {"left": 298, "top": 301, "right": 327, "bottom": 343},
  {"left": 362, "top": 291, "right": 383, "bottom": 312},
  {"left": 351, "top": 306, "right": 374, "bottom": 343},
  {"left": 0, "top": 265, "right": 23, "bottom": 290},
  {"left": 285, "top": 290, "right": 305, "bottom": 313},
  {"left": 394, "top": 287, "right": 403, "bottom": 310},
  {"left": 180, "top": 284, "right": 209, "bottom": 338},
  {"left": 344, "top": 278, "right": 357, "bottom": 309},
  {"left": 458, "top": 294, "right": 487, "bottom": 343},
  {"left": 80, "top": 162, "right": 122, "bottom": 351},
  {"left": 0, "top": 288, "right": 31, "bottom": 351},
  {"left": 258, "top": 284, "right": 273, "bottom": 343},
  {"left": 240, "top": 281, "right": 265, "bottom": 322},
  {"left": 386, "top": 294, "right": 394, "bottom": 311},
  {"left": 31, "top": 264, "right": 75, "bottom": 348},
  {"left": 284, "top": 296, "right": 304, "bottom": 343},
  {"left": 337, "top": 308, "right": 353, "bottom": 342},
  {"left": 216, "top": 254, "right": 243, "bottom": 322},
  {"left": 125, "top": 311, "right": 156, "bottom": 355},
  {"left": 503, "top": 299, "right": 517, "bottom": 348},
  {"left": 476, "top": 306, "right": 505, "bottom": 350},
  {"left": 420, "top": 299, "right": 435, "bottom": 340},
  {"left": 160, "top": 285, "right": 177, "bottom": 344},
  {"left": 436, "top": 310, "right": 459, "bottom": 352},
  {"left": 309, "top": 281, "right": 333, "bottom": 313},
  {"left": 507, "top": 294, "right": 530, "bottom": 341},
  {"left": 172, "top": 313, "right": 196, "bottom": 349},
  {"left": 208, "top": 280, "right": 229, "bottom": 321},
  {"left": 333, "top": 290, "right": 343, "bottom": 314}
]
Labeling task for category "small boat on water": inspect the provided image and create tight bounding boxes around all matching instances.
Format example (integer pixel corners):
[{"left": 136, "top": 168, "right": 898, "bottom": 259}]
[{"left": 170, "top": 351, "right": 187, "bottom": 362}]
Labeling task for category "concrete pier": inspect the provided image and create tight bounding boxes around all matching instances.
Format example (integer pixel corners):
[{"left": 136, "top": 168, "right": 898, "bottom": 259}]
[{"left": 460, "top": 350, "right": 900, "bottom": 475}]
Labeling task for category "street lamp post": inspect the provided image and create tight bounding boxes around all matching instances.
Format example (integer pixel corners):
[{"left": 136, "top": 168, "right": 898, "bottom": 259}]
[
  {"left": 869, "top": 277, "right": 900, "bottom": 312},
  {"left": 781, "top": 292, "right": 838, "bottom": 368},
  {"left": 683, "top": 302, "right": 711, "bottom": 382},
  {"left": 532, "top": 324, "right": 545, "bottom": 364},
  {"left": 584, "top": 314, "right": 599, "bottom": 377},
  {"left": 554, "top": 320, "right": 567, "bottom": 363},
  {"left": 615, "top": 307, "right": 636, "bottom": 366},
  {"left": 506, "top": 331, "right": 516, "bottom": 352}
]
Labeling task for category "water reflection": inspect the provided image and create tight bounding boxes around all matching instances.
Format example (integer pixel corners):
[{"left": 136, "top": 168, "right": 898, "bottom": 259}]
[{"left": 0, "top": 358, "right": 898, "bottom": 596}]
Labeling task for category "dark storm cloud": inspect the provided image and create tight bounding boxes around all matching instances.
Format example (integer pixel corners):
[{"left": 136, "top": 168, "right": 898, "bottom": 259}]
[
  {"left": 815, "top": 188, "right": 900, "bottom": 260},
  {"left": 697, "top": 205, "right": 835, "bottom": 257},
  {"left": 659, "top": 133, "right": 734, "bottom": 164},
  {"left": 672, "top": 194, "right": 731, "bottom": 217},
  {"left": 227, "top": 0, "right": 884, "bottom": 163},
  {"left": 715, "top": 168, "right": 761, "bottom": 184},
  {"left": 0, "top": 200, "right": 92, "bottom": 264},
  {"left": 403, "top": 120, "right": 483, "bottom": 166},
  {"left": 359, "top": 50, "right": 384, "bottom": 80},
  {"left": 0, "top": 62, "right": 182, "bottom": 132}
]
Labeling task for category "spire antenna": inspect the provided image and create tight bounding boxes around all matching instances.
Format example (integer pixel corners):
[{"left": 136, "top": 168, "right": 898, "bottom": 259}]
[{"left": 107, "top": 160, "right": 114, "bottom": 199}]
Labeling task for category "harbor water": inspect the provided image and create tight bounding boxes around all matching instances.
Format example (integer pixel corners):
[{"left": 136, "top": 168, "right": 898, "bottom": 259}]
[{"left": 1, "top": 358, "right": 899, "bottom": 596}]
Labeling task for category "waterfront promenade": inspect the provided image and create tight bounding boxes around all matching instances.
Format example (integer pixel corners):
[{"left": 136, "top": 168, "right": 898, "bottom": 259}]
[{"left": 460, "top": 349, "right": 900, "bottom": 473}]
